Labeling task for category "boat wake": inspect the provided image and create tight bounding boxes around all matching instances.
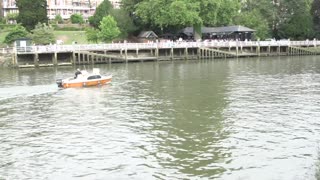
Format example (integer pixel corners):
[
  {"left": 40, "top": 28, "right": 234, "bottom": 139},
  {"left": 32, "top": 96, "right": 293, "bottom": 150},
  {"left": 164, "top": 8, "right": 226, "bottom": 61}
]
[{"left": 0, "top": 84, "right": 58, "bottom": 101}]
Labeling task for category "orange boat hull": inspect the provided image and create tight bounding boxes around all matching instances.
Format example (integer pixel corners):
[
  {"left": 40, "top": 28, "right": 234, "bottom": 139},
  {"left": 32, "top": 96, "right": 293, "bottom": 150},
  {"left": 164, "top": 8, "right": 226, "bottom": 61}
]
[{"left": 62, "top": 78, "right": 112, "bottom": 88}]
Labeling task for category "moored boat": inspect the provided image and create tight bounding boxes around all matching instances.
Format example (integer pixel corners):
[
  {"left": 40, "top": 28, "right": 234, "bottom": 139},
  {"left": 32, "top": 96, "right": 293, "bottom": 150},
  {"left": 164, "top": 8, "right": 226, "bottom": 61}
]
[{"left": 56, "top": 68, "right": 112, "bottom": 88}]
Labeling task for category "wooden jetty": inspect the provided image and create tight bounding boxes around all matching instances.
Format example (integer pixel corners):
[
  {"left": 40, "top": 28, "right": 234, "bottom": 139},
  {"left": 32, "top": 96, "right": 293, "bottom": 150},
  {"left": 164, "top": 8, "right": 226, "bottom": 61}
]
[{"left": 7, "top": 40, "right": 320, "bottom": 68}]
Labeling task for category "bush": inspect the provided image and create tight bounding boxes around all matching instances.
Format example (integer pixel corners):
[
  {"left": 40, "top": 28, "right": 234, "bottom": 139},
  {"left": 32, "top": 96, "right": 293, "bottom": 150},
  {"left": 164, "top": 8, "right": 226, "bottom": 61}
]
[
  {"left": 4, "top": 25, "right": 29, "bottom": 44},
  {"left": 0, "top": 24, "right": 18, "bottom": 31},
  {"left": 55, "top": 14, "right": 63, "bottom": 24},
  {"left": 70, "top": 14, "right": 84, "bottom": 24}
]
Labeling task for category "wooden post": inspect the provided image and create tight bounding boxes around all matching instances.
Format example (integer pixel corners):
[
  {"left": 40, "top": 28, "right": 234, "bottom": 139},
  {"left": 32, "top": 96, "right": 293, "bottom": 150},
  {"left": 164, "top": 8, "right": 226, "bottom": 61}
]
[
  {"left": 236, "top": 46, "right": 238, "bottom": 56},
  {"left": 125, "top": 49, "right": 128, "bottom": 62},
  {"left": 72, "top": 52, "right": 76, "bottom": 64},
  {"left": 192, "top": 49, "right": 195, "bottom": 58},
  {"left": 13, "top": 52, "right": 18, "bottom": 67},
  {"left": 156, "top": 47, "right": 159, "bottom": 60},
  {"left": 53, "top": 52, "right": 58, "bottom": 65},
  {"left": 34, "top": 53, "right": 39, "bottom": 67},
  {"left": 92, "top": 54, "right": 95, "bottom": 65},
  {"left": 206, "top": 49, "right": 208, "bottom": 59},
  {"left": 184, "top": 47, "right": 188, "bottom": 60}
]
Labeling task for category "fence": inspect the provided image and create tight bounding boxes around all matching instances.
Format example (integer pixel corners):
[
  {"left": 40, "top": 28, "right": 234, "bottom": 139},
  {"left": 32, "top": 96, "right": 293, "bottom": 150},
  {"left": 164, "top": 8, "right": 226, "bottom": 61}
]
[{"left": 13, "top": 40, "right": 320, "bottom": 54}]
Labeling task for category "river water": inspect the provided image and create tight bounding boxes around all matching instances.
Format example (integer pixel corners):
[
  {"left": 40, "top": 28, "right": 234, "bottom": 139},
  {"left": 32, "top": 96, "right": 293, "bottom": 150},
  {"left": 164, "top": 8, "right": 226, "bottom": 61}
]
[{"left": 1, "top": 56, "right": 320, "bottom": 180}]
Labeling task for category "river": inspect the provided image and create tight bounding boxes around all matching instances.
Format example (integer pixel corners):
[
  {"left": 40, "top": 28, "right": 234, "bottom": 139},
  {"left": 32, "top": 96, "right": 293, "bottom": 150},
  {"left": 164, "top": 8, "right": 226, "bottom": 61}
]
[{"left": 1, "top": 56, "right": 320, "bottom": 180}]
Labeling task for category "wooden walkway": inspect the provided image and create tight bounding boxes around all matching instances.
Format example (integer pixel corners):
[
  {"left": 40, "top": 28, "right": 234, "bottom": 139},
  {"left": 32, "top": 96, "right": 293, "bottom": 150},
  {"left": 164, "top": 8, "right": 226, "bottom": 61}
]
[{"left": 9, "top": 40, "right": 320, "bottom": 68}]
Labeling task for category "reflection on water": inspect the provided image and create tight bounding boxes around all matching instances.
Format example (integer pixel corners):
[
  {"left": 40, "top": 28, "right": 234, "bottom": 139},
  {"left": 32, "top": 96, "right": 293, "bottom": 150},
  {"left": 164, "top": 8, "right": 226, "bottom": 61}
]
[{"left": 0, "top": 56, "right": 320, "bottom": 179}]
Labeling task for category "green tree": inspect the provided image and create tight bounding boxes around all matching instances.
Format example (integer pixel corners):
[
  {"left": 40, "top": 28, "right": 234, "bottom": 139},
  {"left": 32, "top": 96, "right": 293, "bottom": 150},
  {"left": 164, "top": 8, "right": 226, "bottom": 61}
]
[
  {"left": 98, "top": 15, "right": 120, "bottom": 42},
  {"left": 278, "top": 13, "right": 314, "bottom": 40},
  {"left": 241, "top": 0, "right": 275, "bottom": 27},
  {"left": 121, "top": 0, "right": 143, "bottom": 14},
  {"left": 311, "top": 0, "right": 320, "bottom": 38},
  {"left": 4, "top": 25, "right": 29, "bottom": 44},
  {"left": 239, "top": 0, "right": 314, "bottom": 40},
  {"left": 110, "top": 9, "right": 138, "bottom": 38},
  {"left": 200, "top": 0, "right": 240, "bottom": 26},
  {"left": 135, "top": 0, "right": 202, "bottom": 29},
  {"left": 30, "top": 23, "right": 55, "bottom": 45},
  {"left": 135, "top": 0, "right": 203, "bottom": 39},
  {"left": 85, "top": 27, "right": 100, "bottom": 43},
  {"left": 276, "top": 0, "right": 314, "bottom": 39},
  {"left": 89, "top": 0, "right": 113, "bottom": 28},
  {"left": 132, "top": 0, "right": 242, "bottom": 39},
  {"left": 16, "top": 0, "right": 48, "bottom": 31},
  {"left": 54, "top": 14, "right": 63, "bottom": 24},
  {"left": 235, "top": 10, "right": 270, "bottom": 40},
  {"left": 70, "top": 14, "right": 84, "bottom": 24},
  {"left": 120, "top": 0, "right": 145, "bottom": 31}
]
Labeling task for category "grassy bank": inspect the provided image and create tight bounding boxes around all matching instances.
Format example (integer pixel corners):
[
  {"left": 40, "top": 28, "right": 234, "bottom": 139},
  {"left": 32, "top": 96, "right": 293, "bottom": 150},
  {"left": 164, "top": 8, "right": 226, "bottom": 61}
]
[
  {"left": 54, "top": 31, "right": 89, "bottom": 44},
  {"left": 0, "top": 30, "right": 89, "bottom": 46}
]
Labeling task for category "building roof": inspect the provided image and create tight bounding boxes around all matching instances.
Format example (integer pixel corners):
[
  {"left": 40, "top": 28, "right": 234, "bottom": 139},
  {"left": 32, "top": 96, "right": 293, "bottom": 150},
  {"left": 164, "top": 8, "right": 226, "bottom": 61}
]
[
  {"left": 138, "top": 31, "right": 158, "bottom": 38},
  {"left": 180, "top": 26, "right": 256, "bottom": 35}
]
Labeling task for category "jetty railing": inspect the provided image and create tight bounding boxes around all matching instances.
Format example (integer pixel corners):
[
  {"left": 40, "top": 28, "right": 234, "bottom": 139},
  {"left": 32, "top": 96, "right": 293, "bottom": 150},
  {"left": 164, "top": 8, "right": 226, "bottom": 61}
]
[{"left": 14, "top": 40, "right": 320, "bottom": 54}]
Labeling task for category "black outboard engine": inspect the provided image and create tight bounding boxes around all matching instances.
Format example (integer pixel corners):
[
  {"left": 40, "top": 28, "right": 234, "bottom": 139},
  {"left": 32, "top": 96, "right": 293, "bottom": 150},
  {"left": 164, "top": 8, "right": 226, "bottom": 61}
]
[{"left": 56, "top": 79, "right": 63, "bottom": 88}]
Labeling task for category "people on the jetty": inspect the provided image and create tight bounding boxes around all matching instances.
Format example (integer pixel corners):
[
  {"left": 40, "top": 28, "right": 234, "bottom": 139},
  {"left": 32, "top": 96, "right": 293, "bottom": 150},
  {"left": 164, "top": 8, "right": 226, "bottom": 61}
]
[{"left": 74, "top": 68, "right": 82, "bottom": 79}]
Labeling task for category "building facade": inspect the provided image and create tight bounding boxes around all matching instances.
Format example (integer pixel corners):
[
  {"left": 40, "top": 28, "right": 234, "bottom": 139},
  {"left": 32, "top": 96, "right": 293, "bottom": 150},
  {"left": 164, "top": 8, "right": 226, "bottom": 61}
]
[{"left": 1, "top": 0, "right": 121, "bottom": 20}]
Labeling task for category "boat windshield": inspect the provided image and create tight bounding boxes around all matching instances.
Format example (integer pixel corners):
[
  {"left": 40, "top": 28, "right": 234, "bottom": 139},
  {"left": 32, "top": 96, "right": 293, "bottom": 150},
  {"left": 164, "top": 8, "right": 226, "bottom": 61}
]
[{"left": 87, "top": 75, "right": 102, "bottom": 80}]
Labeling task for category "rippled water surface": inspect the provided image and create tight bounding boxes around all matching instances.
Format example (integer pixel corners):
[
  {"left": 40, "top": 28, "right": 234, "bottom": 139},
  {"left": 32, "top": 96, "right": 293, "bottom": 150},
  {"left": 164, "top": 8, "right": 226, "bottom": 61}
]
[{"left": 1, "top": 56, "right": 320, "bottom": 180}]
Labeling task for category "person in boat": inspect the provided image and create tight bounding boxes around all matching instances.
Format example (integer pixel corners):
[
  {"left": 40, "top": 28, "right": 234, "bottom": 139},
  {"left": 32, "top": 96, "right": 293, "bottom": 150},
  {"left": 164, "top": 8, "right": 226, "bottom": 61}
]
[{"left": 74, "top": 68, "right": 82, "bottom": 79}]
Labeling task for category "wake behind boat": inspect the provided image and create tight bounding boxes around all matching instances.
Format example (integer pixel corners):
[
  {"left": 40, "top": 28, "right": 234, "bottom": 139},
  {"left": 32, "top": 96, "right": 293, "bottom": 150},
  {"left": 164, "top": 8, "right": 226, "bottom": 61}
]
[{"left": 56, "top": 68, "right": 112, "bottom": 88}]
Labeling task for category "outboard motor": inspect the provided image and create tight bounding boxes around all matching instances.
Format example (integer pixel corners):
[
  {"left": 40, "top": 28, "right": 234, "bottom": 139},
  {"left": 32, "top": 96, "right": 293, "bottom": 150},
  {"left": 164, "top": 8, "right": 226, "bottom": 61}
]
[{"left": 56, "top": 79, "right": 63, "bottom": 88}]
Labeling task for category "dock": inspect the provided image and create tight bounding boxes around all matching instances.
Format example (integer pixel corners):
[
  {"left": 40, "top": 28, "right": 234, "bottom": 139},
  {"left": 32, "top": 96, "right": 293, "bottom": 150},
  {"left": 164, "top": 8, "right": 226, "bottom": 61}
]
[{"left": 6, "top": 40, "right": 320, "bottom": 68}]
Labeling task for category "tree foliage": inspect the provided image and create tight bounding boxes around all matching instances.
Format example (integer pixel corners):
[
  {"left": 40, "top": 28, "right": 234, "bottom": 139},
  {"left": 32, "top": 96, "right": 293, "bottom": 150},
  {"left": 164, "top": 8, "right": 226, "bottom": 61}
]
[
  {"left": 200, "top": 0, "right": 240, "bottom": 26},
  {"left": 89, "top": 0, "right": 113, "bottom": 28},
  {"left": 70, "top": 14, "right": 84, "bottom": 24},
  {"left": 311, "top": 0, "right": 320, "bottom": 38},
  {"left": 98, "top": 15, "right": 121, "bottom": 42},
  {"left": 275, "top": 0, "right": 314, "bottom": 39},
  {"left": 126, "top": 0, "right": 241, "bottom": 40},
  {"left": 110, "top": 9, "right": 138, "bottom": 38},
  {"left": 85, "top": 27, "right": 100, "bottom": 43},
  {"left": 4, "top": 25, "right": 29, "bottom": 44},
  {"left": 30, "top": 23, "right": 55, "bottom": 45},
  {"left": 235, "top": 10, "right": 270, "bottom": 40},
  {"left": 54, "top": 14, "right": 63, "bottom": 24},
  {"left": 16, "top": 0, "right": 48, "bottom": 31},
  {"left": 6, "top": 13, "right": 18, "bottom": 21},
  {"left": 135, "top": 0, "right": 202, "bottom": 29}
]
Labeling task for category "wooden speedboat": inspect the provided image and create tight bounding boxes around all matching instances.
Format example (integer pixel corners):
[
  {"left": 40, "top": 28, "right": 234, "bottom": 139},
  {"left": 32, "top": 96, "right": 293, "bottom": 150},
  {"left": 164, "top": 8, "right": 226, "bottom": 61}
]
[{"left": 56, "top": 68, "right": 112, "bottom": 88}]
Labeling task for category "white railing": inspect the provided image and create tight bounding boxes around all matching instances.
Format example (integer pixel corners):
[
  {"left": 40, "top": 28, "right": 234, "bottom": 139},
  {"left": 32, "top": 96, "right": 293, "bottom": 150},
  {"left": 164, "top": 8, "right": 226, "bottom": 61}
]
[
  {"left": 0, "top": 47, "right": 13, "bottom": 54},
  {"left": 14, "top": 40, "right": 320, "bottom": 54}
]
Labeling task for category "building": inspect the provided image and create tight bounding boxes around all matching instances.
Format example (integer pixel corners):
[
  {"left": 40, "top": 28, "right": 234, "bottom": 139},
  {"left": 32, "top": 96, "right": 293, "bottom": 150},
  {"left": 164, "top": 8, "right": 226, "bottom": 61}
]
[
  {"left": 179, "top": 26, "right": 256, "bottom": 41},
  {"left": 1, "top": 0, "right": 121, "bottom": 20}
]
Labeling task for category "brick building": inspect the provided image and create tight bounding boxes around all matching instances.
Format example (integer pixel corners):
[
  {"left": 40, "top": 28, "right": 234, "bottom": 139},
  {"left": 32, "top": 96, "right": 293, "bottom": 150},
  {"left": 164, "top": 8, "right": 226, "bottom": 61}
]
[{"left": 1, "top": 0, "right": 121, "bottom": 20}]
